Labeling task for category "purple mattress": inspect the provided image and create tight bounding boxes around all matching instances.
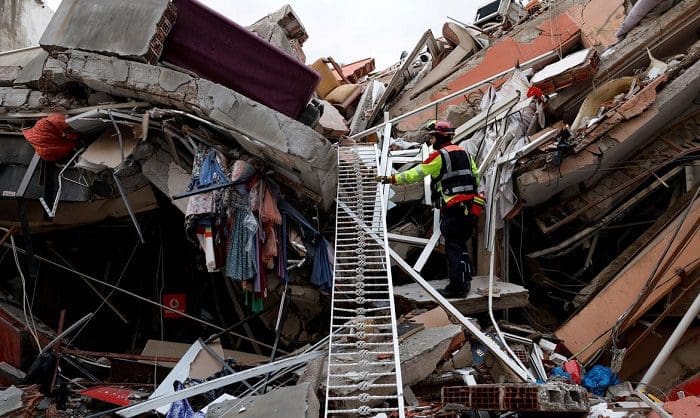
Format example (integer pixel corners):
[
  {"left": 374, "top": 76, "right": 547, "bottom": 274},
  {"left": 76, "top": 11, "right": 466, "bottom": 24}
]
[{"left": 162, "top": 0, "right": 320, "bottom": 118}]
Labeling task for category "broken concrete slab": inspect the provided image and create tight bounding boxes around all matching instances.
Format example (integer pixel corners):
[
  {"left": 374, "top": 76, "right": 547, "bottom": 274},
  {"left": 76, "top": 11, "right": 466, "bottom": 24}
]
[
  {"left": 0, "top": 386, "right": 22, "bottom": 416},
  {"left": 328, "top": 325, "right": 463, "bottom": 411},
  {"left": 556, "top": 198, "right": 700, "bottom": 362},
  {"left": 565, "top": 0, "right": 625, "bottom": 48},
  {"left": 394, "top": 277, "right": 529, "bottom": 315},
  {"left": 42, "top": 50, "right": 337, "bottom": 209},
  {"left": 0, "top": 362, "right": 26, "bottom": 386},
  {"left": 77, "top": 126, "right": 141, "bottom": 172},
  {"left": 0, "top": 47, "right": 44, "bottom": 85},
  {"left": 0, "top": 87, "right": 30, "bottom": 108},
  {"left": 399, "top": 325, "right": 464, "bottom": 386},
  {"left": 0, "top": 1, "right": 54, "bottom": 52},
  {"left": 141, "top": 144, "right": 191, "bottom": 214},
  {"left": 517, "top": 58, "right": 700, "bottom": 207},
  {"left": 316, "top": 99, "right": 348, "bottom": 139},
  {"left": 535, "top": 112, "right": 700, "bottom": 236},
  {"left": 14, "top": 49, "right": 48, "bottom": 87},
  {"left": 0, "top": 67, "right": 20, "bottom": 87},
  {"left": 550, "top": 0, "right": 700, "bottom": 122},
  {"left": 391, "top": 11, "right": 581, "bottom": 132},
  {"left": 140, "top": 339, "right": 267, "bottom": 369},
  {"left": 248, "top": 4, "right": 308, "bottom": 63},
  {"left": 40, "top": 0, "right": 176, "bottom": 64},
  {"left": 205, "top": 382, "right": 319, "bottom": 418}
]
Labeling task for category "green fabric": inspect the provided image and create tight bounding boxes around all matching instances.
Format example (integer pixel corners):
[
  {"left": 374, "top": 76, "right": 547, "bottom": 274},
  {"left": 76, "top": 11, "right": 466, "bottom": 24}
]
[{"left": 394, "top": 156, "right": 442, "bottom": 184}]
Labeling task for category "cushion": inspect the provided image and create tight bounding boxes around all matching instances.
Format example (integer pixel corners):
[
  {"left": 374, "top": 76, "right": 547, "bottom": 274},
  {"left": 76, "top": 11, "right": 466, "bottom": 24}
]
[{"left": 325, "top": 83, "right": 359, "bottom": 105}]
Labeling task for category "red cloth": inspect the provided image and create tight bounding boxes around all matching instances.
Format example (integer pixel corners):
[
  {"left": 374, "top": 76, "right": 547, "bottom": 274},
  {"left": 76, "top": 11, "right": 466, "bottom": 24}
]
[
  {"left": 22, "top": 114, "right": 79, "bottom": 161},
  {"left": 563, "top": 360, "right": 583, "bottom": 384}
]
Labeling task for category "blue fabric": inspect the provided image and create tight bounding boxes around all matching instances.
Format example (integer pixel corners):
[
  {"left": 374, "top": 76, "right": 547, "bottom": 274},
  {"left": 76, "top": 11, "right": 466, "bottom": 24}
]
[
  {"left": 166, "top": 381, "right": 205, "bottom": 418},
  {"left": 311, "top": 238, "right": 332, "bottom": 291},
  {"left": 582, "top": 365, "right": 620, "bottom": 396},
  {"left": 551, "top": 367, "right": 572, "bottom": 380},
  {"left": 188, "top": 149, "right": 231, "bottom": 191},
  {"left": 278, "top": 200, "right": 332, "bottom": 290}
]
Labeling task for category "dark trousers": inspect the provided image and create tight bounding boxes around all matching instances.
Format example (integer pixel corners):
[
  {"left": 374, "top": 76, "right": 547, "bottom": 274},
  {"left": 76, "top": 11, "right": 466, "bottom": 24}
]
[{"left": 440, "top": 203, "right": 475, "bottom": 290}]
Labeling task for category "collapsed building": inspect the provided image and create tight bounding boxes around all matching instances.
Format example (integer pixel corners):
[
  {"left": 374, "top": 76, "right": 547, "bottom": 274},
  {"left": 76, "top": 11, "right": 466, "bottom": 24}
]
[{"left": 0, "top": 0, "right": 698, "bottom": 417}]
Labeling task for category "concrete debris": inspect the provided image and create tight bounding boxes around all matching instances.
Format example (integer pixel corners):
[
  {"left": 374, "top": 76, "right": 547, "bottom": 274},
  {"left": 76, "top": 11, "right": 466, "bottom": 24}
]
[
  {"left": 394, "top": 277, "right": 529, "bottom": 315},
  {"left": 0, "top": 385, "right": 23, "bottom": 416},
  {"left": 0, "top": 1, "right": 53, "bottom": 52},
  {"left": 40, "top": 0, "right": 176, "bottom": 64},
  {"left": 0, "top": 0, "right": 699, "bottom": 417},
  {"left": 206, "top": 382, "right": 319, "bottom": 418},
  {"left": 247, "top": 4, "right": 309, "bottom": 63}
]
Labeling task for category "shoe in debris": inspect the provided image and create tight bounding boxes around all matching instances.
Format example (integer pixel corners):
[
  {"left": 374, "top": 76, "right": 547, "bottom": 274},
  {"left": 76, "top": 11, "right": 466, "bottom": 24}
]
[{"left": 437, "top": 282, "right": 471, "bottom": 299}]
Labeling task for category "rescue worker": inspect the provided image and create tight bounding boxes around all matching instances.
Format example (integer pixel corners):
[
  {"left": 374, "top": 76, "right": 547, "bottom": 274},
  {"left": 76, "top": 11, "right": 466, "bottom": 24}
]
[{"left": 376, "top": 120, "right": 484, "bottom": 298}]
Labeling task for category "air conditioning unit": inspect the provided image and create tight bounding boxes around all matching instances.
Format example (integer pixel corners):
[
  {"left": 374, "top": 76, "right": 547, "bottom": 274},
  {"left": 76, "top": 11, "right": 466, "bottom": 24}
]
[{"left": 474, "top": 0, "right": 528, "bottom": 30}]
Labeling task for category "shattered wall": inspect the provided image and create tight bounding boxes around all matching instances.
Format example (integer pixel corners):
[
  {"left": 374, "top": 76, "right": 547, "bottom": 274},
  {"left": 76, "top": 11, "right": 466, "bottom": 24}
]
[
  {"left": 40, "top": 50, "right": 338, "bottom": 209},
  {"left": 0, "top": 0, "right": 53, "bottom": 52}
]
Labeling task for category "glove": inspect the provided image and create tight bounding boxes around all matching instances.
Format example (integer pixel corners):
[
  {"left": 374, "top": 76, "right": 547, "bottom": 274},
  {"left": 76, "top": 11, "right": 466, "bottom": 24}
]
[{"left": 375, "top": 175, "right": 395, "bottom": 184}]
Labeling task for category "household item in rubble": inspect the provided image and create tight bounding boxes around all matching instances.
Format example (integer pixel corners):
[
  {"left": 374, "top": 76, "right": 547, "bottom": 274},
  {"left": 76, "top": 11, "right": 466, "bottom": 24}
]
[
  {"left": 22, "top": 114, "right": 79, "bottom": 161},
  {"left": 162, "top": 0, "right": 319, "bottom": 118},
  {"left": 309, "top": 57, "right": 362, "bottom": 117},
  {"left": 569, "top": 77, "right": 636, "bottom": 132}
]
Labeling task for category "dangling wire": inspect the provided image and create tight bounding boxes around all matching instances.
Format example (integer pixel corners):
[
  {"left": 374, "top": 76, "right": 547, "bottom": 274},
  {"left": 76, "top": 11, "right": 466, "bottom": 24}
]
[{"left": 3, "top": 228, "right": 43, "bottom": 351}]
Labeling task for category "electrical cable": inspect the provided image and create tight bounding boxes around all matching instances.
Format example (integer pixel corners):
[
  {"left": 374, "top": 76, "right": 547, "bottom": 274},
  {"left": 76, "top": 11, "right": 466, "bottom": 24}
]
[
  {"left": 1, "top": 227, "right": 42, "bottom": 351},
  {"left": 65, "top": 238, "right": 141, "bottom": 348},
  {"left": 1, "top": 241, "right": 277, "bottom": 350},
  {"left": 485, "top": 170, "right": 533, "bottom": 381}
]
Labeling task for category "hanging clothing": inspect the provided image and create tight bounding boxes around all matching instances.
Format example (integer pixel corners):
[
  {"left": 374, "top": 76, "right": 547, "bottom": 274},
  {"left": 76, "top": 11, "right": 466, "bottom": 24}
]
[
  {"left": 187, "top": 147, "right": 231, "bottom": 192},
  {"left": 185, "top": 146, "right": 232, "bottom": 271},
  {"left": 251, "top": 179, "right": 282, "bottom": 270},
  {"left": 278, "top": 200, "right": 333, "bottom": 290},
  {"left": 185, "top": 146, "right": 225, "bottom": 234},
  {"left": 224, "top": 197, "right": 258, "bottom": 281},
  {"left": 195, "top": 219, "right": 217, "bottom": 272}
]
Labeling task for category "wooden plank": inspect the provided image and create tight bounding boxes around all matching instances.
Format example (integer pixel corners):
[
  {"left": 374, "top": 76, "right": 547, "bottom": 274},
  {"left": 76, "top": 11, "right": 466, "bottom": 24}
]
[
  {"left": 140, "top": 339, "right": 268, "bottom": 368},
  {"left": 393, "top": 276, "right": 529, "bottom": 315}
]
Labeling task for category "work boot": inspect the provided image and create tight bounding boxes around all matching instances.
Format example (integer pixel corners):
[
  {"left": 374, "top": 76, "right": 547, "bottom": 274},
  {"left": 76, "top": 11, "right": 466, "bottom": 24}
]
[{"left": 437, "top": 281, "right": 471, "bottom": 299}]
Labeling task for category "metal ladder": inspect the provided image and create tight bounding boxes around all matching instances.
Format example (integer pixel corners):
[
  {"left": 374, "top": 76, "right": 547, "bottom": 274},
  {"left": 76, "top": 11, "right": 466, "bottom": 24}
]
[{"left": 325, "top": 144, "right": 405, "bottom": 417}]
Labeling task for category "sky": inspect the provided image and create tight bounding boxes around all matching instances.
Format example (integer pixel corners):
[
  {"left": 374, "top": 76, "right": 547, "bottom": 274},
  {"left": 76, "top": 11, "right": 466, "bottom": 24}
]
[{"left": 44, "top": 0, "right": 479, "bottom": 70}]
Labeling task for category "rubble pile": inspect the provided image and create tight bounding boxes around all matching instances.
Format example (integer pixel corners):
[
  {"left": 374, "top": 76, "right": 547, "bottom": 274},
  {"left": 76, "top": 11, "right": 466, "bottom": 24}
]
[{"left": 0, "top": 0, "right": 698, "bottom": 417}]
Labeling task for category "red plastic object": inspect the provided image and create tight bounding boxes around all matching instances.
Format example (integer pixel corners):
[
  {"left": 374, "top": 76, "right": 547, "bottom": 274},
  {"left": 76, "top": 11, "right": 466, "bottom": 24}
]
[
  {"left": 563, "top": 360, "right": 582, "bottom": 384},
  {"left": 81, "top": 386, "right": 135, "bottom": 406},
  {"left": 162, "top": 293, "right": 187, "bottom": 319},
  {"left": 668, "top": 374, "right": 700, "bottom": 401}
]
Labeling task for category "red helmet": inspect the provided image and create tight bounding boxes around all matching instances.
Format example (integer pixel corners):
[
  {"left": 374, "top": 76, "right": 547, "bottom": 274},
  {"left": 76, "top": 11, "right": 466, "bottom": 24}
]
[{"left": 428, "top": 120, "right": 455, "bottom": 137}]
